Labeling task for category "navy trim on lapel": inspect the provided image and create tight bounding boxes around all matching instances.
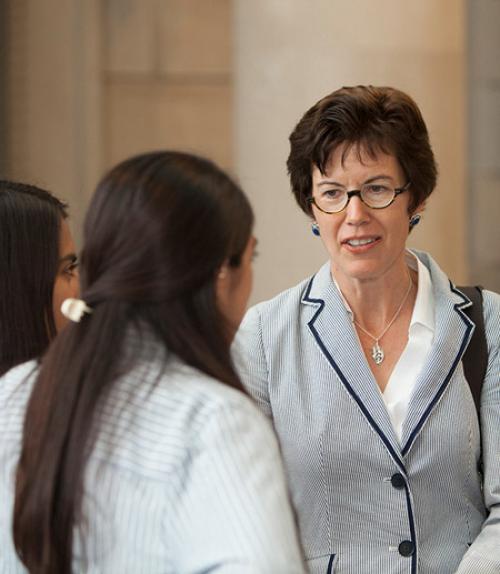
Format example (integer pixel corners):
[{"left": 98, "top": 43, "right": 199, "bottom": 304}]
[
  {"left": 401, "top": 282, "right": 474, "bottom": 456},
  {"left": 304, "top": 275, "right": 419, "bottom": 571},
  {"left": 304, "top": 271, "right": 422, "bottom": 573},
  {"left": 303, "top": 276, "right": 408, "bottom": 475},
  {"left": 405, "top": 485, "right": 417, "bottom": 574},
  {"left": 326, "top": 554, "right": 336, "bottom": 574}
]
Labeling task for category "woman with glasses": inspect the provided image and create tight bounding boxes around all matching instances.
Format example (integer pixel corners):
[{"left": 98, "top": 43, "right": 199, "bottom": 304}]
[
  {"left": 234, "top": 86, "right": 500, "bottom": 573},
  {"left": 0, "top": 152, "right": 305, "bottom": 573}
]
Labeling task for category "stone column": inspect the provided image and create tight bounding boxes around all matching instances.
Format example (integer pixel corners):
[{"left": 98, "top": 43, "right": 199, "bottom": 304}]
[
  {"left": 4, "top": 0, "right": 102, "bottom": 245},
  {"left": 467, "top": 0, "right": 500, "bottom": 291}
]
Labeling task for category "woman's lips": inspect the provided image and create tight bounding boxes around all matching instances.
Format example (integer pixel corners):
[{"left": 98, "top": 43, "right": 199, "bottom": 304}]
[{"left": 341, "top": 236, "right": 381, "bottom": 252}]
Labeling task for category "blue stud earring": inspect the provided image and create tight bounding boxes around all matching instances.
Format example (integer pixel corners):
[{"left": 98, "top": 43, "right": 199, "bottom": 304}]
[
  {"left": 311, "top": 222, "right": 320, "bottom": 236},
  {"left": 409, "top": 213, "right": 421, "bottom": 230}
]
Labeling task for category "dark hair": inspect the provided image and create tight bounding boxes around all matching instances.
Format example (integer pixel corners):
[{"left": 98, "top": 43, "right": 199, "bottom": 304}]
[
  {"left": 13, "top": 151, "right": 254, "bottom": 573},
  {"left": 0, "top": 181, "right": 67, "bottom": 376},
  {"left": 287, "top": 85, "right": 438, "bottom": 215}
]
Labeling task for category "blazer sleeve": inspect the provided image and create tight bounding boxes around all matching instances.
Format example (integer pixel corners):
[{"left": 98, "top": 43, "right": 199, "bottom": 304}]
[
  {"left": 455, "top": 290, "right": 500, "bottom": 574},
  {"left": 169, "top": 396, "right": 305, "bottom": 573},
  {"left": 232, "top": 305, "right": 272, "bottom": 417}
]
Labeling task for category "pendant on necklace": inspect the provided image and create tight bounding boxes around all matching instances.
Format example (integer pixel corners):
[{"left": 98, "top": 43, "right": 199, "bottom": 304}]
[{"left": 371, "top": 341, "right": 384, "bottom": 365}]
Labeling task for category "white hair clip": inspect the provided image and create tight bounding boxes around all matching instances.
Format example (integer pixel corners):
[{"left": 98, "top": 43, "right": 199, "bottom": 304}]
[{"left": 61, "top": 298, "right": 93, "bottom": 323}]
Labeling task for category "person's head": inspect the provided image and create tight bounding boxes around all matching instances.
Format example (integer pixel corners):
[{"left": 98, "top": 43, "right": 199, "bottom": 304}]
[
  {"left": 14, "top": 151, "right": 255, "bottom": 573},
  {"left": 287, "top": 85, "right": 438, "bottom": 218},
  {"left": 287, "top": 86, "right": 438, "bottom": 284},
  {"left": 79, "top": 150, "right": 255, "bottom": 340},
  {"left": 0, "top": 181, "right": 78, "bottom": 376}
]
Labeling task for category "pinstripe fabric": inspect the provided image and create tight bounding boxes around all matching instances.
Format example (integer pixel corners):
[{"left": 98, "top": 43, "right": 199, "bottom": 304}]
[
  {"left": 0, "top": 338, "right": 306, "bottom": 573},
  {"left": 233, "top": 250, "right": 500, "bottom": 574}
]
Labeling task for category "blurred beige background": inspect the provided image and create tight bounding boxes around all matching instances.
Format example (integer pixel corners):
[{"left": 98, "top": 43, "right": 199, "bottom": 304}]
[{"left": 1, "top": 0, "right": 499, "bottom": 303}]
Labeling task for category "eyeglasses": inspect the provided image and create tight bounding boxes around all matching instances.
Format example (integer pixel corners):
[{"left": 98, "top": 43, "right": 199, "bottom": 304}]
[{"left": 307, "top": 181, "right": 411, "bottom": 214}]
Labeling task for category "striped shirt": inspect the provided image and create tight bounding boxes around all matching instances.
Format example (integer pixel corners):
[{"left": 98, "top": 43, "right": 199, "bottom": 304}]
[
  {"left": 233, "top": 250, "right": 500, "bottom": 573},
  {"left": 0, "top": 341, "right": 305, "bottom": 573}
]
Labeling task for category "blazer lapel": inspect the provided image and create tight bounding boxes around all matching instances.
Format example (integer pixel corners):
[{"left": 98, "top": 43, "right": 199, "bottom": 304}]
[
  {"left": 401, "top": 255, "right": 474, "bottom": 456},
  {"left": 303, "top": 263, "right": 404, "bottom": 468}
]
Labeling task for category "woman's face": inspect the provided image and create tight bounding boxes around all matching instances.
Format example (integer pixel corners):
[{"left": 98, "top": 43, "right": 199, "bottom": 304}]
[
  {"left": 311, "top": 144, "right": 421, "bottom": 286},
  {"left": 52, "top": 219, "right": 79, "bottom": 332},
  {"left": 216, "top": 236, "right": 257, "bottom": 339}
]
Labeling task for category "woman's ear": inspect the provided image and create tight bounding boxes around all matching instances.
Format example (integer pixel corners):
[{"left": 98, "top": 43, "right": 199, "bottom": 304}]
[
  {"left": 409, "top": 201, "right": 426, "bottom": 232},
  {"left": 215, "top": 261, "right": 230, "bottom": 307},
  {"left": 409, "top": 213, "right": 421, "bottom": 231},
  {"left": 217, "top": 264, "right": 228, "bottom": 281}
]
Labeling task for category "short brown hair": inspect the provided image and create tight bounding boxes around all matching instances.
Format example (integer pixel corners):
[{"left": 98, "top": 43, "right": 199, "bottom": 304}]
[{"left": 287, "top": 85, "right": 438, "bottom": 215}]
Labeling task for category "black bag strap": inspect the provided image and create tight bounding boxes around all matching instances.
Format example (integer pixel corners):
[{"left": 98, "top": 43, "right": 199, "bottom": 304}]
[{"left": 458, "top": 286, "right": 488, "bottom": 416}]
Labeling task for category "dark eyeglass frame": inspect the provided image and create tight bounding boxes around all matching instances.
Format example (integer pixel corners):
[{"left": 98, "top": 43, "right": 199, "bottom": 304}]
[{"left": 307, "top": 181, "right": 411, "bottom": 214}]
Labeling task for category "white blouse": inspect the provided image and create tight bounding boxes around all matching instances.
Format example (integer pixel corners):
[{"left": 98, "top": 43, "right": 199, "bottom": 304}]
[
  {"left": 382, "top": 252, "right": 435, "bottom": 442},
  {"left": 335, "top": 250, "right": 435, "bottom": 443}
]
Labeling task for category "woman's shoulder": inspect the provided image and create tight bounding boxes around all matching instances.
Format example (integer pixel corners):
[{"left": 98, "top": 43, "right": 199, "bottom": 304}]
[
  {"left": 482, "top": 289, "right": 500, "bottom": 345},
  {"left": 120, "top": 332, "right": 260, "bottom": 417},
  {"left": 0, "top": 359, "right": 38, "bottom": 384},
  {"left": 0, "top": 360, "right": 38, "bottom": 407},
  {"left": 244, "top": 264, "right": 330, "bottom": 324},
  {"left": 0, "top": 360, "right": 38, "bottom": 450},
  {"left": 163, "top": 359, "right": 242, "bottom": 393},
  {"left": 95, "top": 359, "right": 270, "bottom": 475},
  {"left": 158, "top": 361, "right": 267, "bottom": 426},
  {"left": 483, "top": 288, "right": 500, "bottom": 310}
]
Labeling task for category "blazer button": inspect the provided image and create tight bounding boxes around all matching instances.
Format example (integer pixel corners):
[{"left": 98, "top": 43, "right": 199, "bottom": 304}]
[
  {"left": 391, "top": 473, "right": 406, "bottom": 489},
  {"left": 398, "top": 540, "right": 415, "bottom": 557}
]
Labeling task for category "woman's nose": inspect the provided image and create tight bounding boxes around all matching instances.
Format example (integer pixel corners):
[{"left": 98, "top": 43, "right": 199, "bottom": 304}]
[{"left": 344, "top": 195, "right": 370, "bottom": 225}]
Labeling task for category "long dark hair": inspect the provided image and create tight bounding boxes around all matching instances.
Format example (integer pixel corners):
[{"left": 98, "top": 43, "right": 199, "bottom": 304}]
[
  {"left": 0, "top": 181, "right": 68, "bottom": 376},
  {"left": 13, "top": 151, "right": 254, "bottom": 573}
]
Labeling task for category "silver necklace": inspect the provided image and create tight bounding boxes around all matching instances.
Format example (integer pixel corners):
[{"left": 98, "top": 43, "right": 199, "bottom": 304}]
[{"left": 353, "top": 269, "right": 413, "bottom": 365}]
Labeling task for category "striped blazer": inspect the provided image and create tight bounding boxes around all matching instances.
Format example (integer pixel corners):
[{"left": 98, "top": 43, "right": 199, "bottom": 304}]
[
  {"left": 233, "top": 250, "right": 500, "bottom": 574},
  {"left": 0, "top": 339, "right": 306, "bottom": 573}
]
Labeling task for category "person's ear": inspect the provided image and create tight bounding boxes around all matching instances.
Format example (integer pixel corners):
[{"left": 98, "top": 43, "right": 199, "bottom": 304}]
[
  {"left": 217, "top": 264, "right": 228, "bottom": 281},
  {"left": 409, "top": 201, "right": 426, "bottom": 231},
  {"left": 215, "top": 261, "right": 231, "bottom": 299}
]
